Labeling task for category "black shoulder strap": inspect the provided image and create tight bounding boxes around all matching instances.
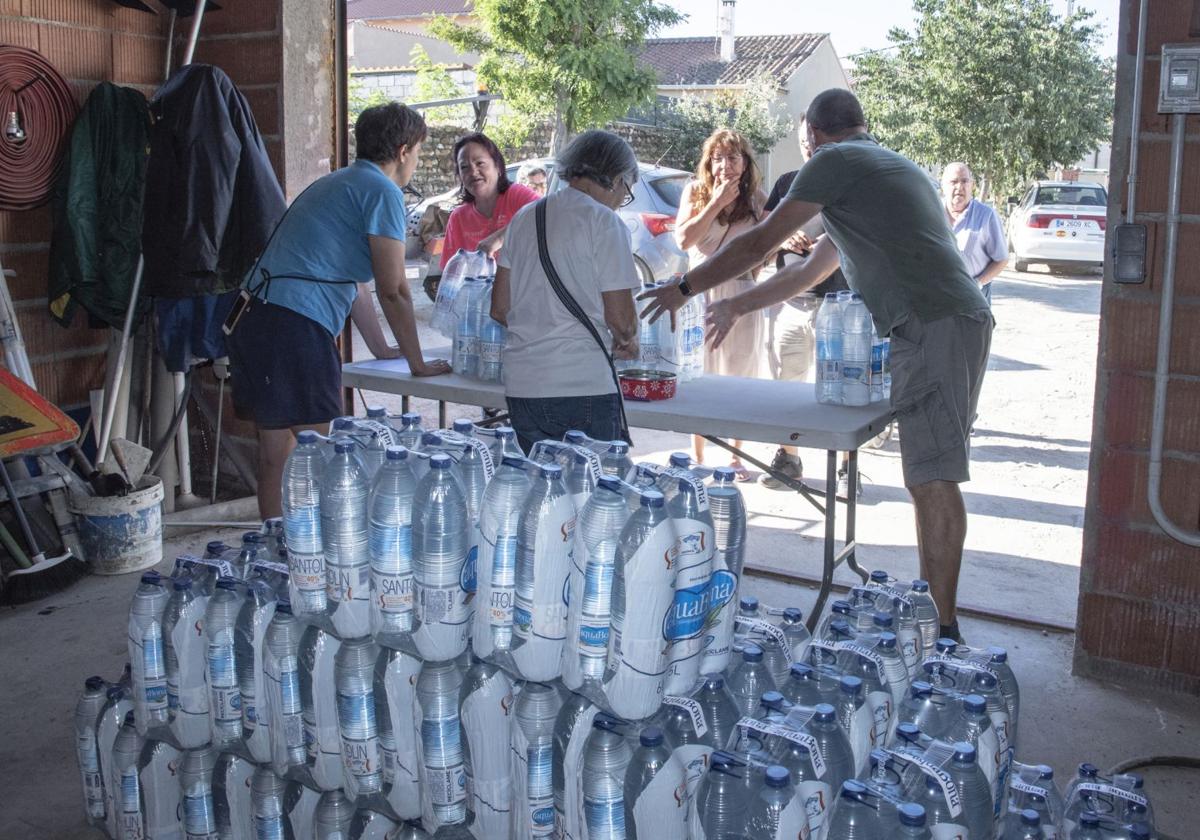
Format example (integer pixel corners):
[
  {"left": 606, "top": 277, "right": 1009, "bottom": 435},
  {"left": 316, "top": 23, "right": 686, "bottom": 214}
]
[{"left": 534, "top": 198, "right": 632, "bottom": 444}]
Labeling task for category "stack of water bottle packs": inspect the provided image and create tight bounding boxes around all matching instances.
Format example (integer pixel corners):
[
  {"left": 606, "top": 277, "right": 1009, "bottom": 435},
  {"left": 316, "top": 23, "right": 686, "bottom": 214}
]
[
  {"left": 73, "top": 411, "right": 1160, "bottom": 840},
  {"left": 434, "top": 248, "right": 507, "bottom": 383},
  {"left": 814, "top": 290, "right": 892, "bottom": 407}
]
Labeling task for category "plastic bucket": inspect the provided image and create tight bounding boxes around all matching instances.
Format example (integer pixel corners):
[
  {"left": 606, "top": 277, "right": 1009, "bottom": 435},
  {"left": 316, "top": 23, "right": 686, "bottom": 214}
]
[{"left": 69, "top": 476, "right": 165, "bottom": 575}]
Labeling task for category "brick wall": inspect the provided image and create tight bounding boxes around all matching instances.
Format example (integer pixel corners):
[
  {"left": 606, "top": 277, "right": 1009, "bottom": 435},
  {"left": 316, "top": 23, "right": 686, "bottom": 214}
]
[
  {"left": 1076, "top": 0, "right": 1200, "bottom": 694},
  {"left": 0, "top": 0, "right": 167, "bottom": 411}
]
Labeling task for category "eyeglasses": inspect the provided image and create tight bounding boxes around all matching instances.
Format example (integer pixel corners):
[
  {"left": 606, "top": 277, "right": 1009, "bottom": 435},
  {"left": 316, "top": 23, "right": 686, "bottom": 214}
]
[{"left": 619, "top": 178, "right": 635, "bottom": 208}]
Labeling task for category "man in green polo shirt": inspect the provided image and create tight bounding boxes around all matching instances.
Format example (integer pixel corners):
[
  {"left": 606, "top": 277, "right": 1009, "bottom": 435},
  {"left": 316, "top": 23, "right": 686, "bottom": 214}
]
[{"left": 641, "top": 89, "right": 992, "bottom": 642}]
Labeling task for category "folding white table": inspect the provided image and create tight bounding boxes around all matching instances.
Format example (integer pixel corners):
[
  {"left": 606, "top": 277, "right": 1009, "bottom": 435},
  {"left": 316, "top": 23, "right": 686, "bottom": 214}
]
[{"left": 342, "top": 356, "right": 895, "bottom": 629}]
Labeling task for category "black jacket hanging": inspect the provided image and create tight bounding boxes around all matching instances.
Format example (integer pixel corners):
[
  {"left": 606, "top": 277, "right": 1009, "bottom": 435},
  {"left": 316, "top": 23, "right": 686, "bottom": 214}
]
[{"left": 141, "top": 63, "right": 285, "bottom": 297}]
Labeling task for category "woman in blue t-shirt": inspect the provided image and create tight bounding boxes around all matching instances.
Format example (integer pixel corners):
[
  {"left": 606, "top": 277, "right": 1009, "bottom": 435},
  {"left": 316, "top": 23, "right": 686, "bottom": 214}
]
[{"left": 227, "top": 102, "right": 450, "bottom": 517}]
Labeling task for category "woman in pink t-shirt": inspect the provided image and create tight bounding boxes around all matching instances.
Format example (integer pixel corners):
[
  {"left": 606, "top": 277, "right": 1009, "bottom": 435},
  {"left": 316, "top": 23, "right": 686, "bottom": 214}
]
[{"left": 439, "top": 132, "right": 540, "bottom": 268}]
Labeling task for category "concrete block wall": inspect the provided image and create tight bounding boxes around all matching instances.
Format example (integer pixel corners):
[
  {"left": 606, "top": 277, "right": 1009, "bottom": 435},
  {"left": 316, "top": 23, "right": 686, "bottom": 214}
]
[{"left": 1077, "top": 0, "right": 1200, "bottom": 694}]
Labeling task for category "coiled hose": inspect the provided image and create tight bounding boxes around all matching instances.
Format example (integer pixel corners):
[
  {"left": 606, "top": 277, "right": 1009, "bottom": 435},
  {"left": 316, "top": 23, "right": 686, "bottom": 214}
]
[{"left": 0, "top": 45, "right": 76, "bottom": 211}]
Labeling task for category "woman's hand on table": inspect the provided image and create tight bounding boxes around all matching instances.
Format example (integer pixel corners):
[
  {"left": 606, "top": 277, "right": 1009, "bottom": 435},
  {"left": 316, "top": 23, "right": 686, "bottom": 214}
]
[
  {"left": 705, "top": 298, "right": 743, "bottom": 350},
  {"left": 411, "top": 359, "right": 452, "bottom": 377}
]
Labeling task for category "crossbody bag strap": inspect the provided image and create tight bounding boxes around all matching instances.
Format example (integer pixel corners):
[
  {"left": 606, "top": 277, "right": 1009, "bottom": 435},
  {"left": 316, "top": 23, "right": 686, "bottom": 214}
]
[{"left": 534, "top": 198, "right": 632, "bottom": 444}]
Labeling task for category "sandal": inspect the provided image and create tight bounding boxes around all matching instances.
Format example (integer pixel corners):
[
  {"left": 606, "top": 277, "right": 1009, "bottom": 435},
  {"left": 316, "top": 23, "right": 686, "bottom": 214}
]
[{"left": 730, "top": 463, "right": 753, "bottom": 482}]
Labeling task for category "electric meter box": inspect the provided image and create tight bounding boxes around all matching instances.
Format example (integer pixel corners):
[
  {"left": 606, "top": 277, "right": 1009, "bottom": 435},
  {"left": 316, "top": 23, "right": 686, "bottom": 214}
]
[{"left": 1159, "top": 44, "right": 1200, "bottom": 113}]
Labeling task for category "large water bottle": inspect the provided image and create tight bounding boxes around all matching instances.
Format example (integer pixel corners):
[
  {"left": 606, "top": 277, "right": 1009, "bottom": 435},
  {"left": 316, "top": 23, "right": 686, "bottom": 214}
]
[
  {"left": 600, "top": 441, "right": 634, "bottom": 480},
  {"left": 841, "top": 293, "right": 872, "bottom": 407},
  {"left": 479, "top": 316, "right": 505, "bottom": 382},
  {"left": 163, "top": 577, "right": 210, "bottom": 748},
  {"left": 75, "top": 676, "right": 108, "bottom": 828},
  {"left": 815, "top": 292, "right": 844, "bottom": 405},
  {"left": 212, "top": 750, "right": 254, "bottom": 840},
  {"left": 205, "top": 578, "right": 243, "bottom": 748},
  {"left": 896, "top": 682, "right": 952, "bottom": 741},
  {"left": 434, "top": 248, "right": 471, "bottom": 337},
  {"left": 395, "top": 412, "right": 425, "bottom": 452},
  {"left": 453, "top": 279, "right": 481, "bottom": 377},
  {"left": 946, "top": 694, "right": 1001, "bottom": 798},
  {"left": 703, "top": 467, "right": 745, "bottom": 674},
  {"left": 513, "top": 682, "right": 563, "bottom": 838},
  {"left": 946, "top": 742, "right": 995, "bottom": 840},
  {"left": 807, "top": 702, "right": 856, "bottom": 797},
  {"left": 623, "top": 725, "right": 687, "bottom": 839},
  {"left": 972, "top": 671, "right": 1013, "bottom": 806},
  {"left": 376, "top": 647, "right": 423, "bottom": 821},
  {"left": 746, "top": 765, "right": 804, "bottom": 840},
  {"left": 511, "top": 463, "right": 576, "bottom": 682},
  {"left": 390, "top": 823, "right": 433, "bottom": 840},
  {"left": 236, "top": 577, "right": 277, "bottom": 763},
  {"left": 299, "top": 623, "right": 343, "bottom": 791},
  {"left": 553, "top": 692, "right": 600, "bottom": 840},
  {"left": 128, "top": 571, "right": 169, "bottom": 735},
  {"left": 564, "top": 448, "right": 598, "bottom": 512},
  {"left": 321, "top": 439, "right": 372, "bottom": 638},
  {"left": 604, "top": 489, "right": 677, "bottom": 720},
  {"left": 263, "top": 601, "right": 306, "bottom": 778},
  {"left": 368, "top": 446, "right": 418, "bottom": 647},
  {"left": 825, "top": 779, "right": 882, "bottom": 839},
  {"left": 349, "top": 806, "right": 398, "bottom": 839},
  {"left": 634, "top": 300, "right": 661, "bottom": 370},
  {"left": 335, "top": 638, "right": 383, "bottom": 800},
  {"left": 908, "top": 580, "right": 940, "bottom": 661},
  {"left": 693, "top": 673, "right": 741, "bottom": 753},
  {"left": 869, "top": 326, "right": 887, "bottom": 404},
  {"left": 473, "top": 456, "right": 530, "bottom": 660},
  {"left": 180, "top": 746, "right": 219, "bottom": 840},
  {"left": 111, "top": 711, "right": 146, "bottom": 840},
  {"left": 727, "top": 644, "right": 778, "bottom": 717},
  {"left": 282, "top": 430, "right": 327, "bottom": 617},
  {"left": 664, "top": 475, "right": 715, "bottom": 697},
  {"left": 454, "top": 440, "right": 491, "bottom": 604},
  {"left": 459, "top": 658, "right": 515, "bottom": 839},
  {"left": 314, "top": 788, "right": 354, "bottom": 838},
  {"left": 416, "top": 659, "right": 467, "bottom": 826},
  {"left": 987, "top": 646, "right": 1021, "bottom": 739},
  {"left": 489, "top": 427, "right": 524, "bottom": 463},
  {"left": 563, "top": 476, "right": 628, "bottom": 691},
  {"left": 693, "top": 751, "right": 749, "bottom": 840},
  {"left": 97, "top": 685, "right": 133, "bottom": 838},
  {"left": 412, "top": 453, "right": 471, "bottom": 661},
  {"left": 140, "top": 730, "right": 183, "bottom": 840},
  {"left": 582, "top": 714, "right": 633, "bottom": 840}
]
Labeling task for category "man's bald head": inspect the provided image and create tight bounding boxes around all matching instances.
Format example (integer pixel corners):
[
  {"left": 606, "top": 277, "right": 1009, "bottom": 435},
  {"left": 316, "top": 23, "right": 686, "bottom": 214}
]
[{"left": 941, "top": 162, "right": 975, "bottom": 214}]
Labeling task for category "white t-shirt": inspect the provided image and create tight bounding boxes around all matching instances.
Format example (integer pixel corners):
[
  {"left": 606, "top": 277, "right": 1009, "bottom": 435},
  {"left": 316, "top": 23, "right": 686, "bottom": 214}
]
[{"left": 498, "top": 186, "right": 638, "bottom": 398}]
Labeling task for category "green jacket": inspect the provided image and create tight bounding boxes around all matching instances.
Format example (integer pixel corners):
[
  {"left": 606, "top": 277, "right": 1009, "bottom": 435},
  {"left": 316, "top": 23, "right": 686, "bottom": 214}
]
[{"left": 48, "top": 83, "right": 150, "bottom": 329}]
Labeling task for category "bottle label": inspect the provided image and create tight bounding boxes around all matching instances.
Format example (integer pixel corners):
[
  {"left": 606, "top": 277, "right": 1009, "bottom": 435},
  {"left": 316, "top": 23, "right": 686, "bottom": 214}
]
[
  {"left": 583, "top": 796, "right": 625, "bottom": 836},
  {"left": 325, "top": 562, "right": 370, "bottom": 606},
  {"left": 488, "top": 535, "right": 518, "bottom": 627},
  {"left": 423, "top": 764, "right": 467, "bottom": 807},
  {"left": 207, "top": 636, "right": 241, "bottom": 721},
  {"left": 372, "top": 569, "right": 415, "bottom": 614},
  {"left": 289, "top": 553, "right": 326, "bottom": 593},
  {"left": 480, "top": 341, "right": 501, "bottom": 364},
  {"left": 1010, "top": 778, "right": 1047, "bottom": 798},
  {"left": 630, "top": 752, "right": 688, "bottom": 840},
  {"left": 337, "top": 689, "right": 379, "bottom": 778},
  {"left": 886, "top": 748, "right": 962, "bottom": 817},
  {"left": 417, "top": 583, "right": 470, "bottom": 626},
  {"left": 369, "top": 521, "right": 412, "bottom": 565},
  {"left": 735, "top": 616, "right": 792, "bottom": 661},
  {"left": 183, "top": 791, "right": 216, "bottom": 835},
  {"left": 837, "top": 640, "right": 887, "bottom": 679},
  {"left": 735, "top": 716, "right": 826, "bottom": 778},
  {"left": 1075, "top": 781, "right": 1148, "bottom": 808},
  {"left": 661, "top": 695, "right": 708, "bottom": 738},
  {"left": 283, "top": 506, "right": 321, "bottom": 554}
]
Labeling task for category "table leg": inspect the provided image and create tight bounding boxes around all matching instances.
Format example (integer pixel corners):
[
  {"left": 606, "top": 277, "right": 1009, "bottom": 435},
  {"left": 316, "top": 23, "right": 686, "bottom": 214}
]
[
  {"left": 402, "top": 395, "right": 410, "bottom": 413},
  {"left": 845, "top": 448, "right": 867, "bottom": 583},
  {"left": 438, "top": 400, "right": 447, "bottom": 428},
  {"left": 807, "top": 449, "right": 839, "bottom": 632}
]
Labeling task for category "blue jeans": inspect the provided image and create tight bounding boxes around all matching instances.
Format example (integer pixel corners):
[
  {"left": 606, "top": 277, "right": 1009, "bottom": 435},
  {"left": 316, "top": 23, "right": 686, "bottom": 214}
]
[
  {"left": 506, "top": 393, "right": 624, "bottom": 453},
  {"left": 981, "top": 281, "right": 993, "bottom": 306}
]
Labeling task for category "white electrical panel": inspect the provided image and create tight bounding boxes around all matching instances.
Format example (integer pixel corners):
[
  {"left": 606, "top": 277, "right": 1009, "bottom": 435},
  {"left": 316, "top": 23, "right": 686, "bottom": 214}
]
[{"left": 1159, "top": 44, "right": 1200, "bottom": 113}]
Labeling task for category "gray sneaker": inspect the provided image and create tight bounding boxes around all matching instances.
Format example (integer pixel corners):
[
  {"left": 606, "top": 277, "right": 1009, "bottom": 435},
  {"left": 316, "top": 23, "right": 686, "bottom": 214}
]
[{"left": 760, "top": 448, "right": 803, "bottom": 490}]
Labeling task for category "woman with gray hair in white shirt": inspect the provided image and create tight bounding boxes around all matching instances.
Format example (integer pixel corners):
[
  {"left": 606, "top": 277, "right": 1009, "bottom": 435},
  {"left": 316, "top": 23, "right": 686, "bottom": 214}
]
[{"left": 490, "top": 130, "right": 641, "bottom": 451}]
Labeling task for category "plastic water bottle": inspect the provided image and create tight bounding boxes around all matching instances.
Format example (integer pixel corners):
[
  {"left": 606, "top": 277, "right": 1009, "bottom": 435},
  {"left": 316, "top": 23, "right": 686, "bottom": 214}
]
[
  {"left": 412, "top": 453, "right": 471, "bottom": 661},
  {"left": 458, "top": 658, "right": 514, "bottom": 837},
  {"left": 179, "top": 746, "right": 220, "bottom": 840},
  {"left": 489, "top": 426, "right": 524, "bottom": 463},
  {"left": 512, "top": 462, "right": 576, "bottom": 682},
  {"left": 779, "top": 663, "right": 820, "bottom": 707},
  {"left": 582, "top": 714, "right": 633, "bottom": 840},
  {"left": 434, "top": 248, "right": 470, "bottom": 336},
  {"left": 128, "top": 571, "right": 169, "bottom": 735},
  {"left": 841, "top": 294, "right": 872, "bottom": 406},
  {"left": 601, "top": 441, "right": 634, "bottom": 480},
  {"left": 349, "top": 807, "right": 398, "bottom": 838},
  {"left": 625, "top": 726, "right": 687, "bottom": 839},
  {"left": 694, "top": 751, "right": 749, "bottom": 840},
  {"left": 692, "top": 673, "right": 740, "bottom": 752},
  {"left": 454, "top": 441, "right": 491, "bottom": 604},
  {"left": 804, "top": 702, "right": 854, "bottom": 798},
  {"left": 479, "top": 316, "right": 505, "bottom": 382},
  {"left": 604, "top": 489, "right": 677, "bottom": 720},
  {"left": 703, "top": 467, "right": 745, "bottom": 675},
  {"left": 825, "top": 779, "right": 882, "bottom": 839},
  {"left": 988, "top": 646, "right": 1021, "bottom": 737},
  {"left": 664, "top": 476, "right": 715, "bottom": 697},
  {"left": 262, "top": 600, "right": 306, "bottom": 778},
  {"left": 815, "top": 292, "right": 844, "bottom": 404},
  {"left": 356, "top": 419, "right": 390, "bottom": 482},
  {"left": 908, "top": 580, "right": 940, "bottom": 660},
  {"left": 565, "top": 448, "right": 598, "bottom": 511},
  {"left": 728, "top": 643, "right": 777, "bottom": 717},
  {"left": 212, "top": 750, "right": 254, "bottom": 840},
  {"left": 314, "top": 788, "right": 354, "bottom": 838},
  {"left": 299, "top": 624, "right": 344, "bottom": 791},
  {"left": 376, "top": 647, "right": 423, "bottom": 821},
  {"left": 633, "top": 299, "right": 661, "bottom": 371},
  {"left": 514, "top": 682, "right": 562, "bottom": 837},
  {"left": 368, "top": 446, "right": 417, "bottom": 646},
  {"left": 75, "top": 676, "right": 108, "bottom": 828},
  {"left": 869, "top": 326, "right": 886, "bottom": 403},
  {"left": 235, "top": 577, "right": 277, "bottom": 763},
  {"left": 335, "top": 637, "right": 383, "bottom": 799},
  {"left": 553, "top": 692, "right": 600, "bottom": 840},
  {"left": 746, "top": 765, "right": 802, "bottom": 840},
  {"left": 473, "top": 457, "right": 530, "bottom": 659},
  {"left": 417, "top": 659, "right": 467, "bottom": 825},
  {"left": 396, "top": 412, "right": 425, "bottom": 452},
  {"left": 778, "top": 607, "right": 811, "bottom": 662},
  {"left": 563, "top": 476, "right": 628, "bottom": 691},
  {"left": 453, "top": 280, "right": 481, "bottom": 377},
  {"left": 111, "top": 711, "right": 146, "bottom": 840},
  {"left": 282, "top": 430, "right": 327, "bottom": 617},
  {"left": 163, "top": 577, "right": 210, "bottom": 749},
  {"left": 205, "top": 578, "right": 243, "bottom": 748},
  {"left": 322, "top": 439, "right": 372, "bottom": 639},
  {"left": 96, "top": 685, "right": 133, "bottom": 838},
  {"left": 946, "top": 742, "right": 995, "bottom": 840},
  {"left": 947, "top": 694, "right": 1001, "bottom": 797}
]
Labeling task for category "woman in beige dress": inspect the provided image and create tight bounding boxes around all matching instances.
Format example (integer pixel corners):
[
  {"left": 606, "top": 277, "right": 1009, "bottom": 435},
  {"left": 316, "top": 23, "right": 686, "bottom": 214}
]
[{"left": 674, "top": 129, "right": 768, "bottom": 476}]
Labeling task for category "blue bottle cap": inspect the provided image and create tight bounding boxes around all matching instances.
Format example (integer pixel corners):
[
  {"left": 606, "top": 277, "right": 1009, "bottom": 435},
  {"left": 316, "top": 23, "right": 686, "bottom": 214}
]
[
  {"left": 668, "top": 452, "right": 691, "bottom": 468},
  {"left": 935, "top": 638, "right": 957, "bottom": 654},
  {"left": 85, "top": 675, "right": 105, "bottom": 691},
  {"left": 297, "top": 430, "right": 319, "bottom": 444},
  {"left": 123, "top": 710, "right": 137, "bottom": 726},
  {"left": 1079, "top": 762, "right": 1099, "bottom": 778},
  {"left": 759, "top": 690, "right": 785, "bottom": 709},
  {"left": 334, "top": 439, "right": 355, "bottom": 454},
  {"left": 782, "top": 607, "right": 803, "bottom": 623},
  {"left": 332, "top": 417, "right": 354, "bottom": 431},
  {"left": 496, "top": 427, "right": 515, "bottom": 438},
  {"left": 452, "top": 419, "right": 474, "bottom": 434},
  {"left": 107, "top": 685, "right": 125, "bottom": 701},
  {"left": 789, "top": 663, "right": 814, "bottom": 680},
  {"left": 639, "top": 726, "right": 664, "bottom": 747},
  {"left": 276, "top": 599, "right": 292, "bottom": 616},
  {"left": 1079, "top": 812, "right": 1101, "bottom": 828},
  {"left": 501, "top": 456, "right": 526, "bottom": 470},
  {"left": 1037, "top": 765, "right": 1054, "bottom": 781},
  {"left": 973, "top": 671, "right": 998, "bottom": 690},
  {"left": 873, "top": 611, "right": 894, "bottom": 629},
  {"left": 963, "top": 694, "right": 987, "bottom": 714},
  {"left": 765, "top": 765, "right": 790, "bottom": 787},
  {"left": 366, "top": 406, "right": 386, "bottom": 418},
  {"left": 702, "top": 673, "right": 725, "bottom": 690},
  {"left": 823, "top": 291, "right": 838, "bottom": 301},
  {"left": 910, "top": 681, "right": 933, "bottom": 698},
  {"left": 813, "top": 703, "right": 836, "bottom": 722},
  {"left": 639, "top": 489, "right": 664, "bottom": 508},
  {"left": 869, "top": 569, "right": 889, "bottom": 583},
  {"left": 421, "top": 432, "right": 441, "bottom": 446},
  {"left": 987, "top": 645, "right": 1008, "bottom": 663},
  {"left": 878, "top": 632, "right": 897, "bottom": 649},
  {"left": 896, "top": 723, "right": 922, "bottom": 743},
  {"left": 829, "top": 619, "right": 853, "bottom": 639},
  {"left": 1020, "top": 809, "right": 1041, "bottom": 827},
  {"left": 910, "top": 579, "right": 929, "bottom": 592},
  {"left": 206, "top": 540, "right": 229, "bottom": 555},
  {"left": 952, "top": 742, "right": 977, "bottom": 764},
  {"left": 565, "top": 430, "right": 588, "bottom": 444},
  {"left": 539, "top": 463, "right": 563, "bottom": 479},
  {"left": 898, "top": 802, "right": 926, "bottom": 826},
  {"left": 712, "top": 465, "right": 736, "bottom": 482},
  {"left": 839, "top": 675, "right": 863, "bottom": 695},
  {"left": 742, "top": 643, "right": 764, "bottom": 662},
  {"left": 831, "top": 599, "right": 852, "bottom": 614},
  {"left": 596, "top": 476, "right": 622, "bottom": 493},
  {"left": 384, "top": 446, "right": 408, "bottom": 461},
  {"left": 709, "top": 751, "right": 736, "bottom": 772},
  {"left": 739, "top": 596, "right": 759, "bottom": 611},
  {"left": 592, "top": 713, "right": 622, "bottom": 732},
  {"left": 429, "top": 453, "right": 453, "bottom": 470},
  {"left": 216, "top": 577, "right": 238, "bottom": 590},
  {"left": 401, "top": 412, "right": 421, "bottom": 424},
  {"left": 173, "top": 577, "right": 191, "bottom": 591},
  {"left": 606, "top": 439, "right": 628, "bottom": 452},
  {"left": 242, "top": 531, "right": 263, "bottom": 543},
  {"left": 573, "top": 450, "right": 591, "bottom": 465},
  {"left": 840, "top": 779, "right": 868, "bottom": 799},
  {"left": 140, "top": 571, "right": 163, "bottom": 585}
]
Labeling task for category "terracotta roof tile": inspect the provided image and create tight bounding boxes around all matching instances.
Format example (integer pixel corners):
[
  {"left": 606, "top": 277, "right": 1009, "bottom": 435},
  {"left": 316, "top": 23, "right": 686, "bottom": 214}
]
[{"left": 641, "top": 34, "right": 827, "bottom": 86}]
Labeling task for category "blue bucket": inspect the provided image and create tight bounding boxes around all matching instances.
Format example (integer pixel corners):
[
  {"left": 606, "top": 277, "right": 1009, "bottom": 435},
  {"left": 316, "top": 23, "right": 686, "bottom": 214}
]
[{"left": 69, "top": 476, "right": 164, "bottom": 575}]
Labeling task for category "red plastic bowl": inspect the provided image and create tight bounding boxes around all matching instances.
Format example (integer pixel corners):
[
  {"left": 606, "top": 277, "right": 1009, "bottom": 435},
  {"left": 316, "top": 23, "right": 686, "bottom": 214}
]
[{"left": 619, "top": 369, "right": 677, "bottom": 401}]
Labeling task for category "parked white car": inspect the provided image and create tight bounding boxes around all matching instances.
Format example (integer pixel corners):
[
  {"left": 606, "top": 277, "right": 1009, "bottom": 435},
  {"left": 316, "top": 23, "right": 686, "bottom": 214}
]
[{"left": 1007, "top": 180, "right": 1108, "bottom": 272}]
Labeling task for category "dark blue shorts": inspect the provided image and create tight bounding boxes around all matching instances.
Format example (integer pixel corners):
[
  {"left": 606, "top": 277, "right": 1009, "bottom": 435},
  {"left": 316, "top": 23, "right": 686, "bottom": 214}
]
[
  {"left": 506, "top": 393, "right": 623, "bottom": 453},
  {"left": 227, "top": 299, "right": 342, "bottom": 430}
]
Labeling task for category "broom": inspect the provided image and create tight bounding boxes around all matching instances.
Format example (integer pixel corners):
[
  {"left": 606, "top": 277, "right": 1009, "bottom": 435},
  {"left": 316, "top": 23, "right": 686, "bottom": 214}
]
[{"left": 0, "top": 456, "right": 88, "bottom": 605}]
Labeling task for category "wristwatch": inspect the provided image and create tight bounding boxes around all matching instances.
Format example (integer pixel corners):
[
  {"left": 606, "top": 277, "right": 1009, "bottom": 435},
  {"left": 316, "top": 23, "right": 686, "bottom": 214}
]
[{"left": 677, "top": 274, "right": 695, "bottom": 297}]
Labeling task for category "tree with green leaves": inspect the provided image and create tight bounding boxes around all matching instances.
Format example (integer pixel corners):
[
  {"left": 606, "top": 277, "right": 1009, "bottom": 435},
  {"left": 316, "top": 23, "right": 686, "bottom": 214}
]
[
  {"left": 408, "top": 45, "right": 472, "bottom": 125},
  {"left": 665, "top": 75, "right": 791, "bottom": 174},
  {"left": 853, "top": 0, "right": 1114, "bottom": 201},
  {"left": 430, "top": 0, "right": 682, "bottom": 154}
]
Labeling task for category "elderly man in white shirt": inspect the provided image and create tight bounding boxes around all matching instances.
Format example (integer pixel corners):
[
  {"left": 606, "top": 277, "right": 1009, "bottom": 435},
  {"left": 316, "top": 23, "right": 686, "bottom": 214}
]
[{"left": 941, "top": 162, "right": 1008, "bottom": 305}]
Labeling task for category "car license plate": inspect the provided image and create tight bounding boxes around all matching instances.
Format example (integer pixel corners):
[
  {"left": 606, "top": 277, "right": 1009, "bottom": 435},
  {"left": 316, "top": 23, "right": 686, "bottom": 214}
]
[{"left": 1052, "top": 218, "right": 1097, "bottom": 230}]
